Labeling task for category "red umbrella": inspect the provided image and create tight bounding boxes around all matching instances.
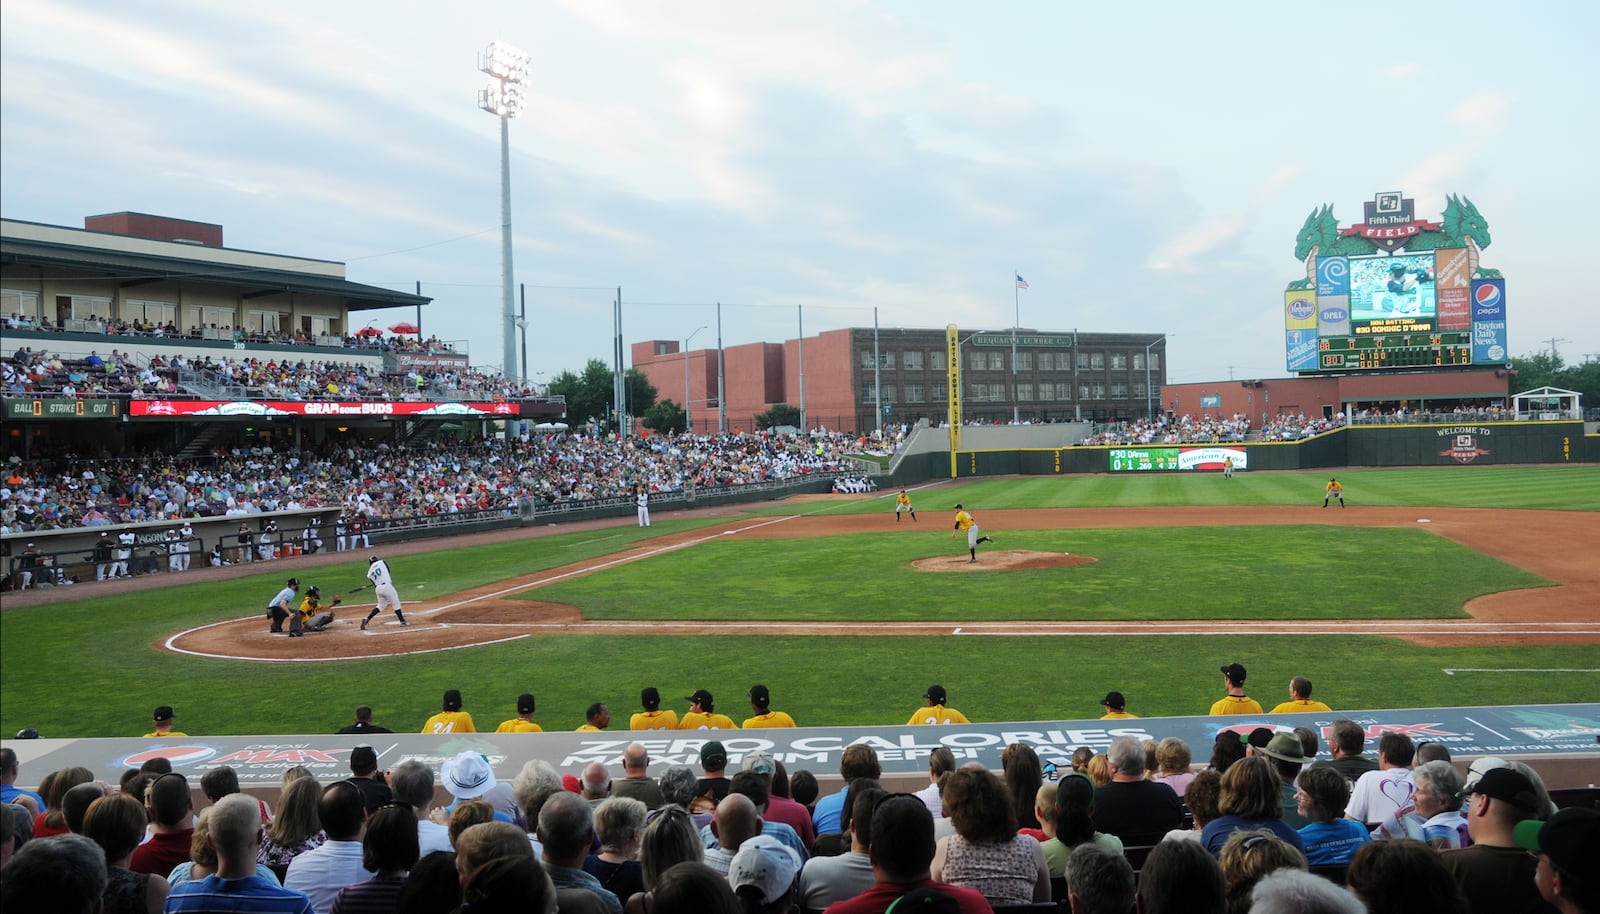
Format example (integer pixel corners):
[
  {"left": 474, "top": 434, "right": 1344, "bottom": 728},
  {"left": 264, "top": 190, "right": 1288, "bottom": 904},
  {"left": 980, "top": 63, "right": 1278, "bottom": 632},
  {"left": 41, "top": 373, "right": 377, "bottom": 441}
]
[
  {"left": 389, "top": 322, "right": 421, "bottom": 335},
  {"left": 355, "top": 326, "right": 382, "bottom": 338}
]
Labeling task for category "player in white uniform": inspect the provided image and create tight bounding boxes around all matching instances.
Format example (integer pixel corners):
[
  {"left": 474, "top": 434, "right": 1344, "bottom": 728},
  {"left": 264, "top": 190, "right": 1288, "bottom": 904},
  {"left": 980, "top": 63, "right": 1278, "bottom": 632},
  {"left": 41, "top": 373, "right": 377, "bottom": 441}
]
[
  {"left": 360, "top": 555, "right": 408, "bottom": 630},
  {"left": 636, "top": 488, "right": 651, "bottom": 527}
]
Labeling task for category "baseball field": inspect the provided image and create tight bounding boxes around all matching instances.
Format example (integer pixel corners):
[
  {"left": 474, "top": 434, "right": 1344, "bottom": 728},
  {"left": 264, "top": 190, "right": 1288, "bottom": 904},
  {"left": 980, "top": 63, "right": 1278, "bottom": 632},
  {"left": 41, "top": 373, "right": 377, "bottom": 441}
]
[{"left": 2, "top": 464, "right": 1597, "bottom": 739}]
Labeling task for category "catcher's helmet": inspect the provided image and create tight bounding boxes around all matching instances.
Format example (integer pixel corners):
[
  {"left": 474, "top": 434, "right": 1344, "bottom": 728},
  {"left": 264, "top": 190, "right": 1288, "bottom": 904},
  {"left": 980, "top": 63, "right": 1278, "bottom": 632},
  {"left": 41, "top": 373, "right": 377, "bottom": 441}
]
[
  {"left": 306, "top": 585, "right": 321, "bottom": 598},
  {"left": 369, "top": 556, "right": 380, "bottom": 564}
]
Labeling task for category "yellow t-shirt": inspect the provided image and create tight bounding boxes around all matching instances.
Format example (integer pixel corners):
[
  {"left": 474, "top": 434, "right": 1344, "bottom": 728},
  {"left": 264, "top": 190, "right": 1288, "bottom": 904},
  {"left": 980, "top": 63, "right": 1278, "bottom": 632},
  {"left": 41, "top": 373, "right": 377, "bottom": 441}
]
[
  {"left": 422, "top": 711, "right": 476, "bottom": 734},
  {"left": 576, "top": 724, "right": 604, "bottom": 732},
  {"left": 742, "top": 711, "right": 797, "bottom": 729},
  {"left": 907, "top": 705, "right": 970, "bottom": 726},
  {"left": 143, "top": 730, "right": 188, "bottom": 738},
  {"left": 1099, "top": 711, "right": 1138, "bottom": 720},
  {"left": 897, "top": 493, "right": 911, "bottom": 507},
  {"left": 631, "top": 710, "right": 680, "bottom": 731},
  {"left": 495, "top": 719, "right": 543, "bottom": 733},
  {"left": 1208, "top": 695, "right": 1264, "bottom": 716},
  {"left": 677, "top": 711, "right": 737, "bottom": 730},
  {"left": 1269, "top": 699, "right": 1333, "bottom": 714}
]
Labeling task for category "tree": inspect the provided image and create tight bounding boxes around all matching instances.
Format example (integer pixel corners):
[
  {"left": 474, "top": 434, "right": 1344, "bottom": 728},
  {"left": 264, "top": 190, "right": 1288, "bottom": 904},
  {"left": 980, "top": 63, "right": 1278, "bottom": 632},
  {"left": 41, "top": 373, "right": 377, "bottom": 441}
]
[
  {"left": 1509, "top": 351, "right": 1564, "bottom": 393},
  {"left": 545, "top": 359, "right": 659, "bottom": 432},
  {"left": 755, "top": 403, "right": 801, "bottom": 429},
  {"left": 642, "top": 399, "right": 686, "bottom": 434}
]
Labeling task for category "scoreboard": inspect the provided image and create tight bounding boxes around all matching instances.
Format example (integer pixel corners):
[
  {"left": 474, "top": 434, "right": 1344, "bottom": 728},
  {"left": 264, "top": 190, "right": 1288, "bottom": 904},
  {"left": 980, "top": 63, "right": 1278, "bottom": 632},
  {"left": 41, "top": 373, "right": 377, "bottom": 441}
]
[
  {"left": 1316, "top": 330, "right": 1474, "bottom": 371},
  {"left": 1109, "top": 448, "right": 1178, "bottom": 471}
]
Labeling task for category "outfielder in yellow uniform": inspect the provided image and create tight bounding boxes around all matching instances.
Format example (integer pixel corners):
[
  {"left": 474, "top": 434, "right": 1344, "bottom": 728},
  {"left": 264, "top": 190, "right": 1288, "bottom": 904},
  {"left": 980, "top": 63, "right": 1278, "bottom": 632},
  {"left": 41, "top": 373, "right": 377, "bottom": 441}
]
[
  {"left": 895, "top": 490, "right": 917, "bottom": 523},
  {"left": 1323, "top": 477, "right": 1344, "bottom": 508},
  {"left": 950, "top": 504, "right": 994, "bottom": 563}
]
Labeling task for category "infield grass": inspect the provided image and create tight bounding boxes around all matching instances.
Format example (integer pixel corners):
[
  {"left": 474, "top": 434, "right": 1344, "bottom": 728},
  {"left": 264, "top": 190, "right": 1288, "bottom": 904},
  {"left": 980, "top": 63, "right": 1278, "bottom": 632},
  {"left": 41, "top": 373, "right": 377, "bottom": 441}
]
[{"left": 1, "top": 465, "right": 1596, "bottom": 738}]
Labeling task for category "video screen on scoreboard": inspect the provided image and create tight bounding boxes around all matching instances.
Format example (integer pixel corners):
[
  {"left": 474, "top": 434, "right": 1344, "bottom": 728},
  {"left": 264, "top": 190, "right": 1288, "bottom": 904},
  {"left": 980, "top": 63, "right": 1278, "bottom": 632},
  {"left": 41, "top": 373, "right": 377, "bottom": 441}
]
[{"left": 1349, "top": 252, "right": 1436, "bottom": 325}]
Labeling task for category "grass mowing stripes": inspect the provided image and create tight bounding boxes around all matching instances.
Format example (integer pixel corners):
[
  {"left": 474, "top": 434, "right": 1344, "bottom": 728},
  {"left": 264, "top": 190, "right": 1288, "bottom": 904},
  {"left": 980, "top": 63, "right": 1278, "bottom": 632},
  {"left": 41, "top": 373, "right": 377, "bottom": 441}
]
[{"left": 527, "top": 527, "right": 1548, "bottom": 621}]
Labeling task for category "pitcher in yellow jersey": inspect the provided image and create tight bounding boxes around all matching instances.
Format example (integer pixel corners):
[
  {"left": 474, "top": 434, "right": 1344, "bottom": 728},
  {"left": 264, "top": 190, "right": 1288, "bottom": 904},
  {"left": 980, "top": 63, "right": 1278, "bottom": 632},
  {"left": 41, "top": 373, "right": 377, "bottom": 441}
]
[{"left": 950, "top": 504, "right": 994, "bottom": 563}]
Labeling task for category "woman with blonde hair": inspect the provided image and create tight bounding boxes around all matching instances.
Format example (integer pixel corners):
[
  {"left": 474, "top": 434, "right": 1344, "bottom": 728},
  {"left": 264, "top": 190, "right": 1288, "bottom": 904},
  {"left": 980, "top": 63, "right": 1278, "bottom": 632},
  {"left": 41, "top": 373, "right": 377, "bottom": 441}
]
[
  {"left": 626, "top": 804, "right": 704, "bottom": 914},
  {"left": 587, "top": 797, "right": 647, "bottom": 904},
  {"left": 258, "top": 775, "right": 324, "bottom": 869},
  {"left": 1154, "top": 737, "right": 1197, "bottom": 796},
  {"left": 1085, "top": 754, "right": 1112, "bottom": 787}
]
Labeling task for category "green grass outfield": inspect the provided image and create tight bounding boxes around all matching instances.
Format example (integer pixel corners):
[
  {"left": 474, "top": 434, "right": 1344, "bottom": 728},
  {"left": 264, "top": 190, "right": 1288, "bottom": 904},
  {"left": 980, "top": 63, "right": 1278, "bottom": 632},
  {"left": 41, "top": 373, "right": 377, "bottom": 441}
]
[{"left": 1, "top": 466, "right": 1597, "bottom": 738}]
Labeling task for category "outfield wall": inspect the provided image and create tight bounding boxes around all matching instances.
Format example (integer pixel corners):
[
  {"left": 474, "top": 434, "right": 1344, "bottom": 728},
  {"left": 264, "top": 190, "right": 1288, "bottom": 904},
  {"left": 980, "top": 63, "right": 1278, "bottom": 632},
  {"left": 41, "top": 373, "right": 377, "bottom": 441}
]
[{"left": 898, "top": 421, "right": 1593, "bottom": 481}]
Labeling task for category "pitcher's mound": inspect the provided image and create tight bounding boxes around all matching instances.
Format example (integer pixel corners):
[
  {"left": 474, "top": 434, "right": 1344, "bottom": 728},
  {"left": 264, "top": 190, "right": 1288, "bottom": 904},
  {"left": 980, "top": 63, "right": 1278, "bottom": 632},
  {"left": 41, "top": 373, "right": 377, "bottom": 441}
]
[{"left": 912, "top": 550, "right": 1097, "bottom": 572}]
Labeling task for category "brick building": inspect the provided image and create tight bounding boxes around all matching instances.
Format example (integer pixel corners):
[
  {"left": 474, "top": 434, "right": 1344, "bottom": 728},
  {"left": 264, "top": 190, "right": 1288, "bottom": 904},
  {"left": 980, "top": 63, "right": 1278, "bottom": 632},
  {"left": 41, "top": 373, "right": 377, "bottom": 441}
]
[{"left": 633, "top": 327, "right": 1168, "bottom": 433}]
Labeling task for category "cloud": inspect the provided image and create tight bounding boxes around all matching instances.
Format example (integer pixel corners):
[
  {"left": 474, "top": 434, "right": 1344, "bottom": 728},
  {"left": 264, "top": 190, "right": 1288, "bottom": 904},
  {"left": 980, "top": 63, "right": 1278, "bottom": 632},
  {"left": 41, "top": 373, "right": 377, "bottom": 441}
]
[{"left": 1450, "top": 91, "right": 1511, "bottom": 132}]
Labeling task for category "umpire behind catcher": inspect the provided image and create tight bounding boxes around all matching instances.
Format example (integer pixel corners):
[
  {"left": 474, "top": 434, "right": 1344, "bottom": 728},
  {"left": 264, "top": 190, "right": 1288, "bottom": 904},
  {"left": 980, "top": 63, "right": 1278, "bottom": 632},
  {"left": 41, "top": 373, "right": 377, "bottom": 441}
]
[{"left": 267, "top": 577, "right": 301, "bottom": 636}]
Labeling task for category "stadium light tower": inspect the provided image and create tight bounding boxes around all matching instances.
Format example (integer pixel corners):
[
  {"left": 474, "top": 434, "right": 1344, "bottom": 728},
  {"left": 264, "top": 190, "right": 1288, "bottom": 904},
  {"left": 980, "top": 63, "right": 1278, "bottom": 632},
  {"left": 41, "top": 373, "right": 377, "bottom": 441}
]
[
  {"left": 1145, "top": 334, "right": 1170, "bottom": 419},
  {"left": 478, "top": 40, "right": 529, "bottom": 419},
  {"left": 684, "top": 325, "right": 706, "bottom": 434}
]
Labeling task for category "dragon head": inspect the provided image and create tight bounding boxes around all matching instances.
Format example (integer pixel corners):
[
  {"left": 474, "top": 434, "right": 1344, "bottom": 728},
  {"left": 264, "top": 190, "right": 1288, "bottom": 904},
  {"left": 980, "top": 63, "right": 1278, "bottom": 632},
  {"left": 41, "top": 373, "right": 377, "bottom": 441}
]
[
  {"left": 1442, "top": 194, "right": 1491, "bottom": 249},
  {"left": 1293, "top": 204, "right": 1340, "bottom": 262}
]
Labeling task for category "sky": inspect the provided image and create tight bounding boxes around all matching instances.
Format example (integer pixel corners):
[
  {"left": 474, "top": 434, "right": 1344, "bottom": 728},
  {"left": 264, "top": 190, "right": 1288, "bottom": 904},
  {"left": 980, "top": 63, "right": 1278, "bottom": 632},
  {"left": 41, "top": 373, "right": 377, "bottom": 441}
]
[{"left": 3, "top": 0, "right": 1597, "bottom": 387}]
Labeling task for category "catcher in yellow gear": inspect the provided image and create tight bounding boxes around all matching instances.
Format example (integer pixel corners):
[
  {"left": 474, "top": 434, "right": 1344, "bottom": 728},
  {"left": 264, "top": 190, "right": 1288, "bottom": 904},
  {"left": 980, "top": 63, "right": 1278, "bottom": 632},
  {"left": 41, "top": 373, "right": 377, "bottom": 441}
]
[{"left": 298, "top": 585, "right": 343, "bottom": 632}]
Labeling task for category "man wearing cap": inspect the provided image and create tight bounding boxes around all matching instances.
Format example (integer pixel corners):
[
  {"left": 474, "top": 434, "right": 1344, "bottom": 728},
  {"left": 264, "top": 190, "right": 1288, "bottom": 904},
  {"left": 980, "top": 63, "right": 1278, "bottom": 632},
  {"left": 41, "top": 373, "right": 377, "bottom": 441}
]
[
  {"left": 1269, "top": 676, "right": 1332, "bottom": 714},
  {"left": 1256, "top": 732, "right": 1309, "bottom": 827},
  {"left": 1309, "top": 720, "right": 1378, "bottom": 782},
  {"left": 630, "top": 687, "right": 678, "bottom": 731},
  {"left": 94, "top": 531, "right": 114, "bottom": 580},
  {"left": 679, "top": 689, "right": 736, "bottom": 730},
  {"left": 114, "top": 526, "right": 135, "bottom": 577},
  {"left": 1442, "top": 766, "right": 1556, "bottom": 914},
  {"left": 823, "top": 794, "right": 991, "bottom": 914},
  {"left": 346, "top": 745, "right": 393, "bottom": 813},
  {"left": 744, "top": 753, "right": 815, "bottom": 850},
  {"left": 576, "top": 702, "right": 611, "bottom": 732},
  {"left": 1344, "top": 732, "right": 1415, "bottom": 825},
  {"left": 143, "top": 705, "right": 187, "bottom": 738},
  {"left": 907, "top": 684, "right": 970, "bottom": 726},
  {"left": 1099, "top": 691, "right": 1137, "bottom": 719},
  {"left": 496, "top": 693, "right": 544, "bottom": 732},
  {"left": 285, "top": 781, "right": 373, "bottom": 914},
  {"left": 610, "top": 743, "right": 666, "bottom": 810},
  {"left": 743, "top": 684, "right": 797, "bottom": 728},
  {"left": 1209, "top": 663, "right": 1264, "bottom": 715},
  {"left": 267, "top": 577, "right": 301, "bottom": 635},
  {"left": 730, "top": 834, "right": 803, "bottom": 911},
  {"left": 1516, "top": 807, "right": 1600, "bottom": 914},
  {"left": 422, "top": 688, "right": 475, "bottom": 734},
  {"left": 694, "top": 740, "right": 733, "bottom": 808}
]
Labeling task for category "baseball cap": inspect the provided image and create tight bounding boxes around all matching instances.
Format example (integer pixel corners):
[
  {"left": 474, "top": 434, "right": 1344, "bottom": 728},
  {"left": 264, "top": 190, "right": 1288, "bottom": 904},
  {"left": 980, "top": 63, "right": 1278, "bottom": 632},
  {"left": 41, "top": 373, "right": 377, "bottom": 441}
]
[
  {"left": 1221, "top": 662, "right": 1248, "bottom": 684},
  {"left": 1462, "top": 756, "right": 1509, "bottom": 790},
  {"left": 1258, "top": 732, "right": 1306, "bottom": 765},
  {"left": 1242, "top": 727, "right": 1275, "bottom": 750},
  {"left": 687, "top": 688, "right": 714, "bottom": 707},
  {"left": 701, "top": 740, "right": 728, "bottom": 768},
  {"left": 562, "top": 774, "right": 582, "bottom": 792},
  {"left": 1461, "top": 766, "right": 1538, "bottom": 814},
  {"left": 925, "top": 685, "right": 948, "bottom": 704},
  {"left": 350, "top": 745, "right": 378, "bottom": 773},
  {"left": 1100, "top": 691, "right": 1126, "bottom": 711},
  {"left": 1514, "top": 807, "right": 1600, "bottom": 874},
  {"left": 728, "top": 834, "right": 801, "bottom": 905},
  {"left": 885, "top": 887, "right": 962, "bottom": 914},
  {"left": 443, "top": 689, "right": 463, "bottom": 711},
  {"left": 641, "top": 687, "right": 661, "bottom": 710},
  {"left": 517, "top": 693, "right": 536, "bottom": 714},
  {"left": 741, "top": 752, "right": 777, "bottom": 776},
  {"left": 153, "top": 705, "right": 175, "bottom": 723},
  {"left": 749, "top": 684, "right": 771, "bottom": 708},
  {"left": 441, "top": 751, "right": 496, "bottom": 799}
]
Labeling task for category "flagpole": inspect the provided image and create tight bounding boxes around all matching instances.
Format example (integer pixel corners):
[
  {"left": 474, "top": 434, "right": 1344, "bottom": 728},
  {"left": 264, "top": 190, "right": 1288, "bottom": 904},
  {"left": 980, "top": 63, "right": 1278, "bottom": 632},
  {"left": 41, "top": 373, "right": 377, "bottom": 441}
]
[{"left": 1012, "top": 272, "right": 1020, "bottom": 425}]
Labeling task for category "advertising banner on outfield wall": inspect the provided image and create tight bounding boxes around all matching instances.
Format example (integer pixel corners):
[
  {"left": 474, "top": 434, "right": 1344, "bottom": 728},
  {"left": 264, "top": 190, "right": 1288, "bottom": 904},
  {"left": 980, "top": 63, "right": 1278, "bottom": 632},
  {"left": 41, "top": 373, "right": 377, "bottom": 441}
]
[
  {"left": 128, "top": 400, "right": 519, "bottom": 418},
  {"left": 8, "top": 704, "right": 1596, "bottom": 789}
]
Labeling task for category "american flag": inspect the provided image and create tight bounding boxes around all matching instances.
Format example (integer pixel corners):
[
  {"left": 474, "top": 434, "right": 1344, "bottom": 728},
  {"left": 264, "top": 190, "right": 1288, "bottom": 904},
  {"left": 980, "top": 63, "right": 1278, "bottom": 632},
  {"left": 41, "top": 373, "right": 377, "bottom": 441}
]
[{"left": 1015, "top": 274, "right": 1029, "bottom": 290}]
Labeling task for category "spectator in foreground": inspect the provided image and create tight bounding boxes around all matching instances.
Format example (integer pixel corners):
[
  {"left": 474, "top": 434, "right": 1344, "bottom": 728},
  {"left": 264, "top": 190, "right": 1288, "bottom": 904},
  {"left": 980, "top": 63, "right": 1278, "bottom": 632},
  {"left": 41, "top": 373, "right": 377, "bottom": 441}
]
[
  {"left": 130, "top": 771, "right": 194, "bottom": 877},
  {"left": 930, "top": 767, "right": 1050, "bottom": 905},
  {"left": 391, "top": 758, "right": 453, "bottom": 857},
  {"left": 458, "top": 854, "right": 557, "bottom": 914},
  {"left": 1293, "top": 766, "right": 1369, "bottom": 865},
  {"left": 1154, "top": 736, "right": 1197, "bottom": 797},
  {"left": 1001, "top": 743, "right": 1043, "bottom": 832},
  {"left": 813, "top": 745, "right": 881, "bottom": 837},
  {"left": 259, "top": 775, "right": 326, "bottom": 871},
  {"left": 83, "top": 792, "right": 172, "bottom": 914},
  {"left": 914, "top": 747, "right": 956, "bottom": 818},
  {"left": 0, "top": 832, "right": 109, "bottom": 914},
  {"left": 330, "top": 802, "right": 419, "bottom": 914},
  {"left": 799, "top": 787, "right": 881, "bottom": 912},
  {"left": 1375, "top": 760, "right": 1469, "bottom": 849},
  {"left": 1137, "top": 837, "right": 1226, "bottom": 914},
  {"left": 650, "top": 861, "right": 740, "bottom": 914},
  {"left": 1064, "top": 842, "right": 1137, "bottom": 914},
  {"left": 1347, "top": 839, "right": 1468, "bottom": 914},
  {"left": 1042, "top": 773, "right": 1122, "bottom": 877},
  {"left": 626, "top": 804, "right": 704, "bottom": 914},
  {"left": 726, "top": 834, "right": 802, "bottom": 914},
  {"left": 1441, "top": 767, "right": 1547, "bottom": 914},
  {"left": 1250, "top": 867, "right": 1365, "bottom": 914},
  {"left": 167, "top": 807, "right": 280, "bottom": 886},
  {"left": 1165, "top": 768, "right": 1224, "bottom": 844},
  {"left": 1514, "top": 807, "right": 1600, "bottom": 914},
  {"left": 586, "top": 797, "right": 647, "bottom": 904},
  {"left": 1309, "top": 719, "right": 1378, "bottom": 782},
  {"left": 284, "top": 780, "right": 372, "bottom": 913},
  {"left": 1202, "top": 757, "right": 1306, "bottom": 857},
  {"left": 1218, "top": 828, "right": 1306, "bottom": 914},
  {"left": 1346, "top": 732, "right": 1416, "bottom": 826},
  {"left": 821, "top": 793, "right": 991, "bottom": 914},
  {"left": 539, "top": 791, "right": 622, "bottom": 914},
  {"left": 1092, "top": 736, "right": 1185, "bottom": 842},
  {"left": 165, "top": 794, "right": 314, "bottom": 913}
]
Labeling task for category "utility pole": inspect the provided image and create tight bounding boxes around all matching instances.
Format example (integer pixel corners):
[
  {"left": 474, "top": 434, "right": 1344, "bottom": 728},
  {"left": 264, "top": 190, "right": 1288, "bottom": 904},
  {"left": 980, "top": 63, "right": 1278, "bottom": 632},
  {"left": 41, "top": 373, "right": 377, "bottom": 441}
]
[{"left": 1545, "top": 337, "right": 1570, "bottom": 361}]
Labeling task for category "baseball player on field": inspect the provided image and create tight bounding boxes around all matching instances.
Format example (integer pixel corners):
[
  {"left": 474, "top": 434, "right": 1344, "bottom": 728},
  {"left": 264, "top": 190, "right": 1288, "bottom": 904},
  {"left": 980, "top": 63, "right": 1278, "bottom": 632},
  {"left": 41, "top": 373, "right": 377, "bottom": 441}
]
[
  {"left": 895, "top": 490, "right": 917, "bottom": 523},
  {"left": 949, "top": 503, "right": 994, "bottom": 563},
  {"left": 297, "top": 585, "right": 341, "bottom": 632},
  {"left": 360, "top": 555, "right": 408, "bottom": 630},
  {"left": 1323, "top": 477, "right": 1345, "bottom": 508},
  {"left": 636, "top": 487, "right": 651, "bottom": 527}
]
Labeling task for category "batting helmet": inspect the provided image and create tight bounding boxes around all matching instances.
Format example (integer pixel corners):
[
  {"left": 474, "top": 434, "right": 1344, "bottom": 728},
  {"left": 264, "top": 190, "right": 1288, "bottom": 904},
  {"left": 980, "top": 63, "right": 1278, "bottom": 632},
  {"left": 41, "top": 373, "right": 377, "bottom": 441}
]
[{"left": 369, "top": 556, "right": 380, "bottom": 564}]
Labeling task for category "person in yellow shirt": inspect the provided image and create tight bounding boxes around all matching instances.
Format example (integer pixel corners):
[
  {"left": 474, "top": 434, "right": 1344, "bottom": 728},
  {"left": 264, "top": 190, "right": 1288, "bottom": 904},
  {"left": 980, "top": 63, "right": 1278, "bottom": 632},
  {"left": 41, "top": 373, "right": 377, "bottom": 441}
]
[
  {"left": 576, "top": 702, "right": 611, "bottom": 731},
  {"left": 1209, "top": 663, "right": 1265, "bottom": 716},
  {"left": 949, "top": 504, "right": 994, "bottom": 564},
  {"left": 894, "top": 490, "right": 917, "bottom": 523},
  {"left": 1098, "top": 691, "right": 1138, "bottom": 720},
  {"left": 907, "top": 684, "right": 971, "bottom": 725},
  {"left": 1323, "top": 477, "right": 1344, "bottom": 508},
  {"left": 495, "top": 693, "right": 543, "bottom": 732},
  {"left": 143, "top": 705, "right": 187, "bottom": 738},
  {"left": 631, "top": 687, "right": 679, "bottom": 730},
  {"left": 678, "top": 689, "right": 736, "bottom": 730},
  {"left": 421, "top": 688, "right": 476, "bottom": 734},
  {"left": 741, "top": 684, "right": 796, "bottom": 728},
  {"left": 1269, "top": 676, "right": 1333, "bottom": 714}
]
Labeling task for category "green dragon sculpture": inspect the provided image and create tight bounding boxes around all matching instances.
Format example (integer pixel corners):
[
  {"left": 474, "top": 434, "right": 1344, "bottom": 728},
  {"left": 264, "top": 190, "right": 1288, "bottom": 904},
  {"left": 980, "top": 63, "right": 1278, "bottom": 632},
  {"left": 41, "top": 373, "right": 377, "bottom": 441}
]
[{"left": 1287, "top": 194, "right": 1501, "bottom": 290}]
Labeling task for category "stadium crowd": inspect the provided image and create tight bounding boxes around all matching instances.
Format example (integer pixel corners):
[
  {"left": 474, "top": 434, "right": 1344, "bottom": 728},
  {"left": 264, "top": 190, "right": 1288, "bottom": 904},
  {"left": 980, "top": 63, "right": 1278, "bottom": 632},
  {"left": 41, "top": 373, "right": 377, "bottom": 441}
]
[
  {"left": 1080, "top": 412, "right": 1349, "bottom": 446},
  {"left": 3, "top": 683, "right": 1592, "bottom": 914},
  {"left": 5, "top": 313, "right": 458, "bottom": 355}
]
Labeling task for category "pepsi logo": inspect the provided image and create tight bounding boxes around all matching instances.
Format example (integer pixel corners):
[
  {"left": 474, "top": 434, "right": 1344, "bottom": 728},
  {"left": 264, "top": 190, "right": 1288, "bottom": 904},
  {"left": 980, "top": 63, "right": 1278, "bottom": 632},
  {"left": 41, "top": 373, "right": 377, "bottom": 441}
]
[
  {"left": 1288, "top": 298, "right": 1315, "bottom": 320},
  {"left": 1474, "top": 283, "right": 1502, "bottom": 309},
  {"left": 120, "top": 745, "right": 217, "bottom": 767},
  {"left": 1320, "top": 308, "right": 1348, "bottom": 323}
]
